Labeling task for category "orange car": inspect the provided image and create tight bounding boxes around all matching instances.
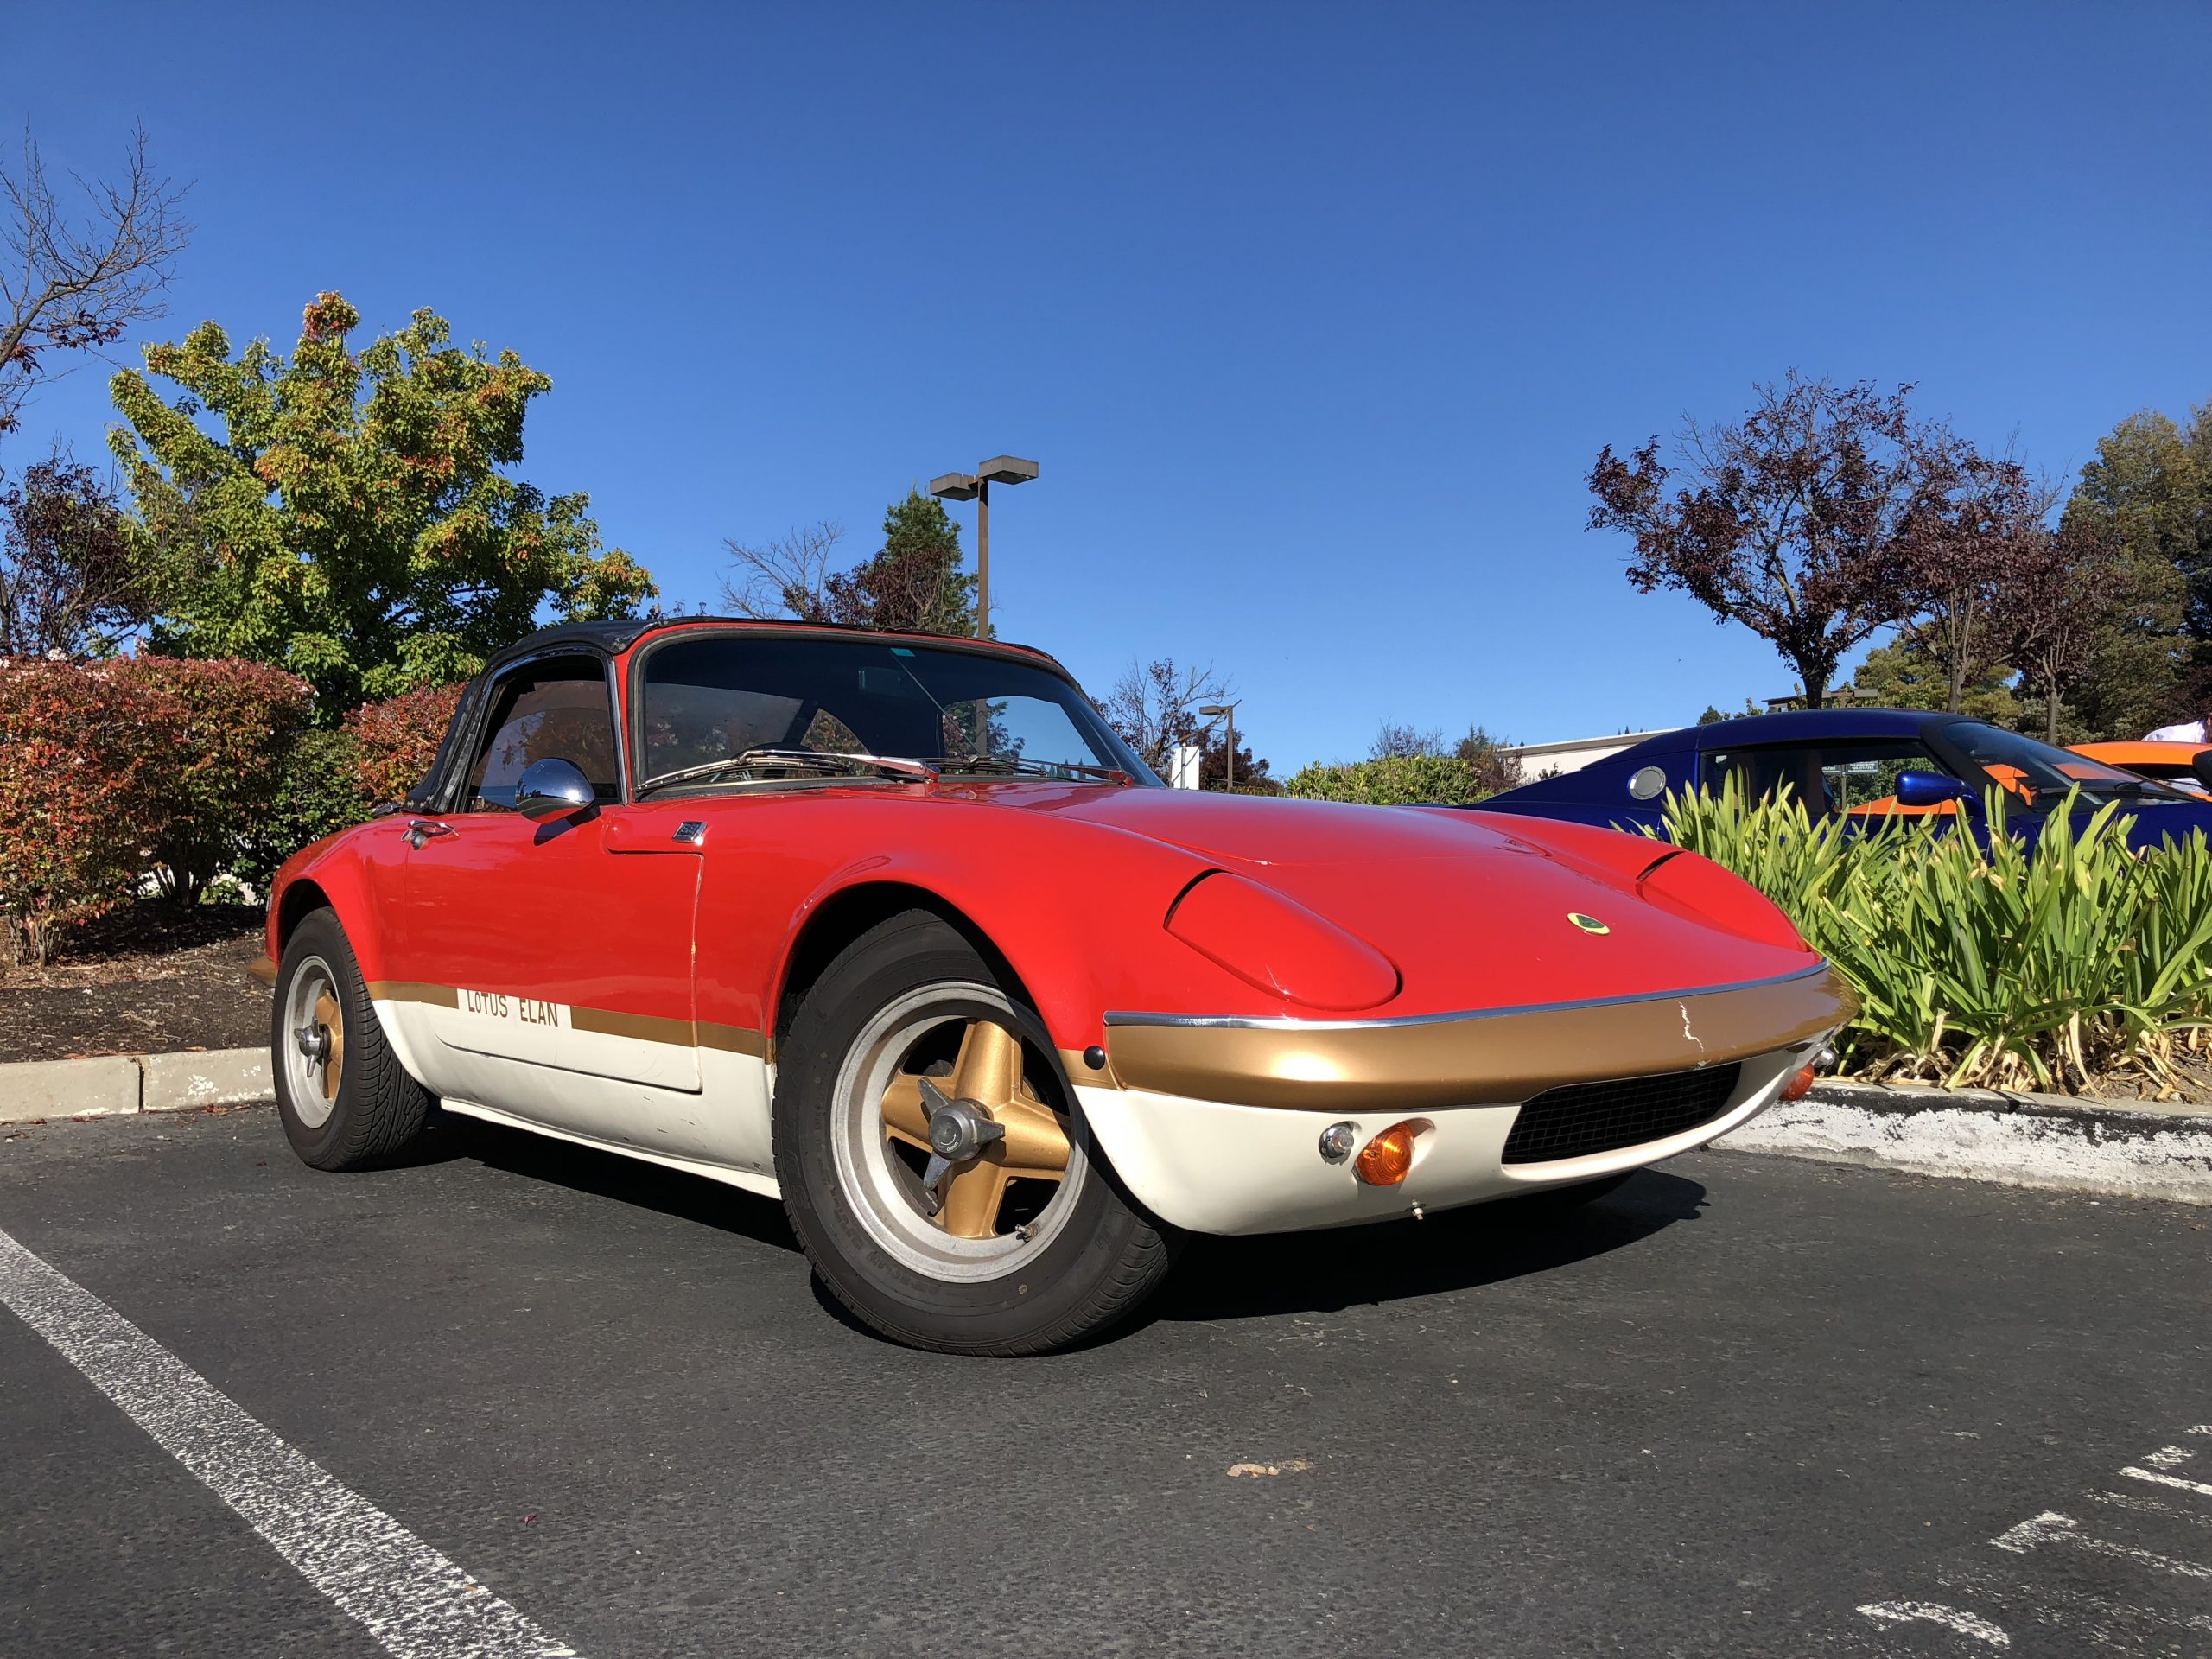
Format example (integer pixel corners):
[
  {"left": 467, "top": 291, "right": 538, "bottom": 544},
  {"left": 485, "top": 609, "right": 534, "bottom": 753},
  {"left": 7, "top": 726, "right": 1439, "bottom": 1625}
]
[
  {"left": 2070, "top": 741, "right": 2212, "bottom": 797},
  {"left": 1848, "top": 760, "right": 2088, "bottom": 819}
]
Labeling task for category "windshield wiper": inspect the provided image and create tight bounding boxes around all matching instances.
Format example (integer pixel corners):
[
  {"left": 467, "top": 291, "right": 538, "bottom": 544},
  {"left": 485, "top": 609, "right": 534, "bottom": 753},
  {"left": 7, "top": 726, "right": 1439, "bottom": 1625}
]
[
  {"left": 639, "top": 747, "right": 940, "bottom": 795},
  {"left": 928, "top": 755, "right": 1135, "bottom": 785}
]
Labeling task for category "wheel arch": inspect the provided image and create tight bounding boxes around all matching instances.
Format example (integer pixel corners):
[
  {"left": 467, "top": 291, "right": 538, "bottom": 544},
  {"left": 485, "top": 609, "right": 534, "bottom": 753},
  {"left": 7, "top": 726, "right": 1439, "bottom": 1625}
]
[
  {"left": 275, "top": 876, "right": 334, "bottom": 952},
  {"left": 266, "top": 844, "right": 397, "bottom": 985},
  {"left": 771, "top": 880, "right": 1043, "bottom": 1058}
]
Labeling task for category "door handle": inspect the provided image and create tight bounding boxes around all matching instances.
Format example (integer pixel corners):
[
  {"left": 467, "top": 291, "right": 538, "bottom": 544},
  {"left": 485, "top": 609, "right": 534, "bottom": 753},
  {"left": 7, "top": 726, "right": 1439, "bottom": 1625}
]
[{"left": 403, "top": 818, "right": 457, "bottom": 849}]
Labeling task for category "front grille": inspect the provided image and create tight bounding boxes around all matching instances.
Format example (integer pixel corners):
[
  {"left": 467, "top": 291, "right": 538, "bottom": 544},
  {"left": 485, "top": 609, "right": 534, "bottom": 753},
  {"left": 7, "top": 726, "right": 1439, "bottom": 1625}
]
[{"left": 1501, "top": 1062, "right": 1744, "bottom": 1165}]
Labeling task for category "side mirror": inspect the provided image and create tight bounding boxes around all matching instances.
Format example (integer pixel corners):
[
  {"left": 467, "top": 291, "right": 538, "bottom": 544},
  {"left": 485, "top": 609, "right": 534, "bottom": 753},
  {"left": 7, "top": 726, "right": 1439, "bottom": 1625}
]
[
  {"left": 515, "top": 757, "right": 596, "bottom": 822},
  {"left": 1895, "top": 770, "right": 1971, "bottom": 809},
  {"left": 2190, "top": 752, "right": 2212, "bottom": 791}
]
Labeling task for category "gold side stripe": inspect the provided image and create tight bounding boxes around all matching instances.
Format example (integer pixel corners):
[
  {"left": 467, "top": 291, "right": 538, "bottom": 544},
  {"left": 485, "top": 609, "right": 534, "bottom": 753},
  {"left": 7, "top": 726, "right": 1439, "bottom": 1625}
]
[
  {"left": 700, "top": 1024, "right": 770, "bottom": 1059},
  {"left": 365, "top": 980, "right": 461, "bottom": 1008},
  {"left": 366, "top": 979, "right": 766, "bottom": 1057},
  {"left": 569, "top": 1006, "right": 693, "bottom": 1046}
]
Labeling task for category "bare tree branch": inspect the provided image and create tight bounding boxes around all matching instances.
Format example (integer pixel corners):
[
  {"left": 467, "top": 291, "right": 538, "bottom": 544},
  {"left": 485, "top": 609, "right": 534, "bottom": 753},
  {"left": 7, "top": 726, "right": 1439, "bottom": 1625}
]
[
  {"left": 0, "top": 124, "right": 191, "bottom": 437},
  {"left": 1099, "top": 658, "right": 1230, "bottom": 774},
  {"left": 1370, "top": 721, "right": 1445, "bottom": 760},
  {"left": 716, "top": 521, "right": 844, "bottom": 620}
]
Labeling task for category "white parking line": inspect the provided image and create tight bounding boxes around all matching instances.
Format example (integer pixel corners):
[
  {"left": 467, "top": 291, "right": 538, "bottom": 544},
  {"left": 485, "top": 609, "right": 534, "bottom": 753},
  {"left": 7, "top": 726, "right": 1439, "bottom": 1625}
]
[
  {"left": 1994, "top": 1510, "right": 2212, "bottom": 1580},
  {"left": 1855, "top": 1600, "right": 2010, "bottom": 1646},
  {"left": 0, "top": 1224, "right": 581, "bottom": 1659},
  {"left": 1858, "top": 1423, "right": 2212, "bottom": 1649},
  {"left": 2125, "top": 1465, "right": 2212, "bottom": 1498}
]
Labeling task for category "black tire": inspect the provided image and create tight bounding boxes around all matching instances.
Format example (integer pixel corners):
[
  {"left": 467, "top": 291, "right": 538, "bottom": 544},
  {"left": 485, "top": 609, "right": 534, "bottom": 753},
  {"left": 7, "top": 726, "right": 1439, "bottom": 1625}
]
[
  {"left": 773, "top": 912, "right": 1176, "bottom": 1356},
  {"left": 270, "top": 908, "right": 431, "bottom": 1171}
]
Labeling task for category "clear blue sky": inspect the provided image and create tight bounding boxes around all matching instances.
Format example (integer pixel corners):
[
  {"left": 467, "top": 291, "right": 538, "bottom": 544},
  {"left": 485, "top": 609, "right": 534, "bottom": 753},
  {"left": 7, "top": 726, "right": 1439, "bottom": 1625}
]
[{"left": 16, "top": 2, "right": 2212, "bottom": 768}]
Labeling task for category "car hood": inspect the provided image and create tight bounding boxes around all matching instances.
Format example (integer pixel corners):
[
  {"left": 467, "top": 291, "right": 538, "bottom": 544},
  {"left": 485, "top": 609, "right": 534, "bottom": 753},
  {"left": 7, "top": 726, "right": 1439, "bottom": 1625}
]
[{"left": 971, "top": 783, "right": 1825, "bottom": 1014}]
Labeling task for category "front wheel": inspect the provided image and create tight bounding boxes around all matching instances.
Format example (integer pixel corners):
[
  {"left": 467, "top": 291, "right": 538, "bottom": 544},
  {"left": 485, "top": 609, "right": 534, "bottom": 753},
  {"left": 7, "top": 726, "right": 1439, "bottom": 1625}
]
[
  {"left": 773, "top": 912, "right": 1175, "bottom": 1356},
  {"left": 271, "top": 908, "right": 430, "bottom": 1171}
]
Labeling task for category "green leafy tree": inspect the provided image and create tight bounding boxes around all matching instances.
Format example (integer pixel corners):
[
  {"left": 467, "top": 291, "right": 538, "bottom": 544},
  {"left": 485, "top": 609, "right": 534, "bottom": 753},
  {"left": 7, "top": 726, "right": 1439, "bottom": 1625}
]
[
  {"left": 1285, "top": 754, "right": 1508, "bottom": 806},
  {"left": 2056, "top": 408, "right": 2202, "bottom": 738},
  {"left": 720, "top": 490, "right": 976, "bottom": 636},
  {"left": 1452, "top": 724, "right": 1524, "bottom": 794},
  {"left": 823, "top": 489, "right": 975, "bottom": 635},
  {"left": 1850, "top": 638, "right": 2020, "bottom": 727},
  {"left": 107, "top": 292, "right": 655, "bottom": 710}
]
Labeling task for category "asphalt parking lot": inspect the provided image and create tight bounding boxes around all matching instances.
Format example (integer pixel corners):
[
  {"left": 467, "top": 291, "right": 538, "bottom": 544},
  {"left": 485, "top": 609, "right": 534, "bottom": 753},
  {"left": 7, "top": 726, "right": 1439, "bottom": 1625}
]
[{"left": 1, "top": 1107, "right": 2207, "bottom": 1658}]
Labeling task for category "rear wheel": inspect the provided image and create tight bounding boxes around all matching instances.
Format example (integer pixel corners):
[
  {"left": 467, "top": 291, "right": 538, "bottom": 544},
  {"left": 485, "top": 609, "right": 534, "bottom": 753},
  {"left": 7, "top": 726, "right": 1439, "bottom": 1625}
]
[
  {"left": 271, "top": 909, "right": 430, "bottom": 1170},
  {"left": 774, "top": 912, "right": 1175, "bottom": 1355}
]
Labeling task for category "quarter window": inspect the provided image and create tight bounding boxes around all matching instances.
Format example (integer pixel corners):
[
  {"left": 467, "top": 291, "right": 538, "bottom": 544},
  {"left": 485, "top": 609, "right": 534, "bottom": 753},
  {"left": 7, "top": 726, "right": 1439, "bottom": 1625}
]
[{"left": 464, "top": 657, "right": 620, "bottom": 810}]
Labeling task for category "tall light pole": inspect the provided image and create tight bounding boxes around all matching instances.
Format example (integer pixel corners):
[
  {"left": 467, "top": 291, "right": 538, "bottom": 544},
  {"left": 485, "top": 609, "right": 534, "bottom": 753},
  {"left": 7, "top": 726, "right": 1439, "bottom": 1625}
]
[
  {"left": 1199, "top": 702, "right": 1240, "bottom": 791},
  {"left": 928, "top": 455, "right": 1039, "bottom": 638}
]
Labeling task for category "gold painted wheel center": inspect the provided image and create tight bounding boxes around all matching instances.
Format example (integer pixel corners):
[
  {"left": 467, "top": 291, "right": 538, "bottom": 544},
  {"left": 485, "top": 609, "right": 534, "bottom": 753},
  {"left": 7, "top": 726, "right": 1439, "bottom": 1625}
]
[
  {"left": 878, "top": 1019, "right": 1070, "bottom": 1240},
  {"left": 309, "top": 990, "right": 343, "bottom": 1101}
]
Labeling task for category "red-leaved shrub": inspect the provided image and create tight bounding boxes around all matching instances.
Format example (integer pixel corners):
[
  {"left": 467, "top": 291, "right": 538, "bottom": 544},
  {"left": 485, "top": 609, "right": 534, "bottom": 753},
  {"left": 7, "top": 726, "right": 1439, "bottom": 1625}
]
[
  {"left": 346, "top": 683, "right": 464, "bottom": 805},
  {"left": 1, "top": 661, "right": 472, "bottom": 963},
  {"left": 0, "top": 658, "right": 170, "bottom": 964},
  {"left": 129, "top": 658, "right": 315, "bottom": 905}
]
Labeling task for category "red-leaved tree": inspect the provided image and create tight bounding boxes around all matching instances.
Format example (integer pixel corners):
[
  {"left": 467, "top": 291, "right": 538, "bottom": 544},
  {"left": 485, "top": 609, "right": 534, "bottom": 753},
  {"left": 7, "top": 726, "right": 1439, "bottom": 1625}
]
[
  {"left": 1897, "top": 454, "right": 2053, "bottom": 714},
  {"left": 1999, "top": 524, "right": 2126, "bottom": 744},
  {"left": 1588, "top": 374, "right": 1959, "bottom": 706},
  {"left": 1, "top": 451, "right": 149, "bottom": 659}
]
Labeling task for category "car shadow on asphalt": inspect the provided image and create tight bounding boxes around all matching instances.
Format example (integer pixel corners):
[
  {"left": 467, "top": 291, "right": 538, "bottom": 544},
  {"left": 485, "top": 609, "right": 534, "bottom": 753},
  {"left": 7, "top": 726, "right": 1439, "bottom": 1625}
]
[
  {"left": 428, "top": 1114, "right": 802, "bottom": 1255},
  {"left": 1145, "top": 1170, "right": 1708, "bottom": 1325},
  {"left": 420, "top": 1113, "right": 1706, "bottom": 1335}
]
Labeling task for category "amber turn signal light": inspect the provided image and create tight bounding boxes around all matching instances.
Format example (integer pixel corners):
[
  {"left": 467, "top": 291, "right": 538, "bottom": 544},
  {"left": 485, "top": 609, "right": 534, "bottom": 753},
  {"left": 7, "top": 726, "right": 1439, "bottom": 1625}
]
[
  {"left": 1355, "top": 1120, "right": 1428, "bottom": 1186},
  {"left": 1783, "top": 1063, "right": 1817, "bottom": 1102}
]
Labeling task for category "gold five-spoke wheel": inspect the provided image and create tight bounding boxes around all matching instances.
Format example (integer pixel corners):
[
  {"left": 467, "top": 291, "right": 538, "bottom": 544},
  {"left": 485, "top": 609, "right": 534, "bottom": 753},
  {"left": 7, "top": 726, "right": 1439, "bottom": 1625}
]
[
  {"left": 307, "top": 988, "right": 344, "bottom": 1103},
  {"left": 878, "top": 1020, "right": 1071, "bottom": 1240},
  {"left": 280, "top": 957, "right": 346, "bottom": 1131},
  {"left": 784, "top": 915, "right": 1174, "bottom": 1351}
]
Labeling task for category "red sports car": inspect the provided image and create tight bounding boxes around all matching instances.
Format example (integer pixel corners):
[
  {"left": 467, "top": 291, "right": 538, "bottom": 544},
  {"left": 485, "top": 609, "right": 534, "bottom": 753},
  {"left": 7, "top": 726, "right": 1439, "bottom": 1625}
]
[{"left": 264, "top": 619, "right": 1850, "bottom": 1354}]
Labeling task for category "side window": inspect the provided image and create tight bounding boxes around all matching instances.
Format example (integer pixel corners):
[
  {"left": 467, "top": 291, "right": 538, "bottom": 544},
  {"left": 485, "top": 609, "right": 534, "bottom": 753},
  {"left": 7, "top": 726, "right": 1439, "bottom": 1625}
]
[
  {"left": 463, "top": 656, "right": 620, "bottom": 811},
  {"left": 1706, "top": 741, "right": 1944, "bottom": 817}
]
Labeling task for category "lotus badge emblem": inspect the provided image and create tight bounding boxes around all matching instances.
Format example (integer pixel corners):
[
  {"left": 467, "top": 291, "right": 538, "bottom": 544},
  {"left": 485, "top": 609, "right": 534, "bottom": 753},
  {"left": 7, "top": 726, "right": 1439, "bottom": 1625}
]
[{"left": 1567, "top": 912, "right": 1610, "bottom": 936}]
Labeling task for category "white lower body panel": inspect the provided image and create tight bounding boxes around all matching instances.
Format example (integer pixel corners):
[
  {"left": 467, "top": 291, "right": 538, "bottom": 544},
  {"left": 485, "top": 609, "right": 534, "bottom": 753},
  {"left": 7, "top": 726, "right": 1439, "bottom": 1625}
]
[
  {"left": 371, "top": 998, "right": 776, "bottom": 1178},
  {"left": 1073, "top": 1046, "right": 1802, "bottom": 1236}
]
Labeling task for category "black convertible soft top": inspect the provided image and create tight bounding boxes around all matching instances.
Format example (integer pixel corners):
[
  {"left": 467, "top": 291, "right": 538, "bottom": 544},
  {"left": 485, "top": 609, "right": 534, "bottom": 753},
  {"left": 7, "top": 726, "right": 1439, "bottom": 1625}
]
[
  {"left": 400, "top": 616, "right": 1074, "bottom": 810},
  {"left": 403, "top": 622, "right": 646, "bottom": 810}
]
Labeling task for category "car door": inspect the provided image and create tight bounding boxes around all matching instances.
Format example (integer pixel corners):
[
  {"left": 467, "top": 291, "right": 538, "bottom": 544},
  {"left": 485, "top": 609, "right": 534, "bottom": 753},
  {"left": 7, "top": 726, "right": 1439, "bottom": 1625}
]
[
  {"left": 1701, "top": 735, "right": 1955, "bottom": 821},
  {"left": 385, "top": 651, "right": 705, "bottom": 1144}
]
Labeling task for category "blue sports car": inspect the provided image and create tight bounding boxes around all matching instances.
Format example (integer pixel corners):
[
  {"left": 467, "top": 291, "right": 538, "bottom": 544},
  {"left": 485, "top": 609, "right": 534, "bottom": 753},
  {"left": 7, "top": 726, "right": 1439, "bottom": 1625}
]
[{"left": 1473, "top": 708, "right": 2212, "bottom": 850}]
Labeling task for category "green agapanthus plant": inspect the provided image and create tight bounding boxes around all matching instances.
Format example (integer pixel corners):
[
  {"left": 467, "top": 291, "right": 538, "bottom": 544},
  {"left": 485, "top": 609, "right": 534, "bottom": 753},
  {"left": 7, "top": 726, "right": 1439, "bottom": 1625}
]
[{"left": 1658, "top": 773, "right": 2212, "bottom": 1093}]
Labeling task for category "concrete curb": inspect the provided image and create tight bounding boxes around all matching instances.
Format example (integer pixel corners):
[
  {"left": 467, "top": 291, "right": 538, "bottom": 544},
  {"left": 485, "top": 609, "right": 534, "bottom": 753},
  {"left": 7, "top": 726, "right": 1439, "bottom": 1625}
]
[
  {"left": 1720, "top": 1078, "right": 2212, "bottom": 1205},
  {"left": 0, "top": 1048, "right": 271, "bottom": 1123}
]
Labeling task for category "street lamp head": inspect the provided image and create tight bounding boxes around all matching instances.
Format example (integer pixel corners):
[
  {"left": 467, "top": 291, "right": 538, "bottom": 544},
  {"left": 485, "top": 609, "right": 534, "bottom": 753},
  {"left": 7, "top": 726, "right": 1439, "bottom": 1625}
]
[
  {"left": 1198, "top": 704, "right": 1236, "bottom": 719},
  {"left": 928, "top": 472, "right": 981, "bottom": 502},
  {"left": 976, "top": 456, "right": 1039, "bottom": 486}
]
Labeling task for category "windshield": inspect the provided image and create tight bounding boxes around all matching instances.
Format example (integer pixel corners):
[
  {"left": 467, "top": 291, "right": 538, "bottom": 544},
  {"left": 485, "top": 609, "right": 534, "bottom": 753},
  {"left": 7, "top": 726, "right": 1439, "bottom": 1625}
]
[
  {"left": 1942, "top": 721, "right": 2192, "bottom": 807},
  {"left": 634, "top": 632, "right": 1157, "bottom": 793}
]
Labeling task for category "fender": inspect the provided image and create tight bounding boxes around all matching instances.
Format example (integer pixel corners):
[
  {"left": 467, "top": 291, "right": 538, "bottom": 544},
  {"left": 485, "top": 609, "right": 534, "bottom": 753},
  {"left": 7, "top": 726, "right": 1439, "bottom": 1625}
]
[
  {"left": 691, "top": 798, "right": 1270, "bottom": 1056},
  {"left": 265, "top": 827, "right": 402, "bottom": 985}
]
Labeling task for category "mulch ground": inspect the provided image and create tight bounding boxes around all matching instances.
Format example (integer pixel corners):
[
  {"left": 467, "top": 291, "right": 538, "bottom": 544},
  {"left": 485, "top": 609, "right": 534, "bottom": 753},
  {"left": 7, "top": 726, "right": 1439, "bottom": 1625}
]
[{"left": 0, "top": 905, "right": 270, "bottom": 1064}]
